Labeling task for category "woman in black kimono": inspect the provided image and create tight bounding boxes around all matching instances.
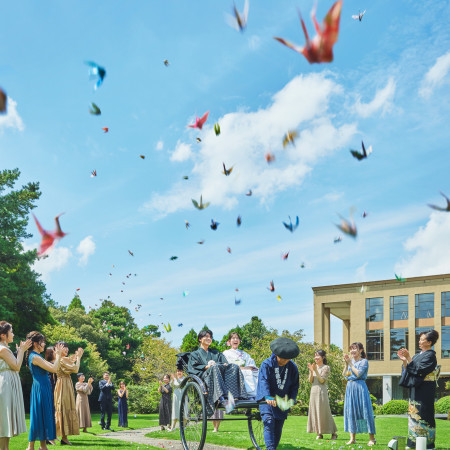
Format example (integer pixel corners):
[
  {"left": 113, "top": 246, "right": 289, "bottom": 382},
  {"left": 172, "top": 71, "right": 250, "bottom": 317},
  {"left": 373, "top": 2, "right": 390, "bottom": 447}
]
[
  {"left": 158, "top": 375, "right": 172, "bottom": 430},
  {"left": 187, "top": 329, "right": 248, "bottom": 416},
  {"left": 398, "top": 329, "right": 439, "bottom": 449}
]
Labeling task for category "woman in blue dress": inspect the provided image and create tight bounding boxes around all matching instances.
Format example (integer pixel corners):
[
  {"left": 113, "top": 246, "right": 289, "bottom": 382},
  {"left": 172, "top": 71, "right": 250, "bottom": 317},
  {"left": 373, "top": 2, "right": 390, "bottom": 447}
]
[
  {"left": 26, "top": 332, "right": 63, "bottom": 450},
  {"left": 343, "top": 342, "right": 376, "bottom": 447},
  {"left": 117, "top": 381, "right": 129, "bottom": 427}
]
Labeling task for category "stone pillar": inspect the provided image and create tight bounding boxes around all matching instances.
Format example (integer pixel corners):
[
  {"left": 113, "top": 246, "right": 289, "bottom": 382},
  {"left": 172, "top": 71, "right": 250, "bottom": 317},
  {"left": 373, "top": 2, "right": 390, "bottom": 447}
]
[
  {"left": 343, "top": 319, "right": 350, "bottom": 351},
  {"left": 323, "top": 307, "right": 330, "bottom": 346},
  {"left": 383, "top": 375, "right": 392, "bottom": 405}
]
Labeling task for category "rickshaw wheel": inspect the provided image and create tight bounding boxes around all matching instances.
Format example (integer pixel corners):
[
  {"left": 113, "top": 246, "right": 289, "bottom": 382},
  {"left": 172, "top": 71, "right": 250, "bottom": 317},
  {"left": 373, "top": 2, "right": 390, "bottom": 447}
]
[
  {"left": 247, "top": 409, "right": 265, "bottom": 449},
  {"left": 179, "top": 381, "right": 208, "bottom": 450}
]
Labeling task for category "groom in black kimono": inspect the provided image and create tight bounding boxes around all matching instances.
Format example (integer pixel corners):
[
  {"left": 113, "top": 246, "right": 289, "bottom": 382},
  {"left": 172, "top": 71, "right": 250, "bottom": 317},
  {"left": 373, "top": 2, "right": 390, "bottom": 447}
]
[{"left": 99, "top": 372, "right": 114, "bottom": 431}]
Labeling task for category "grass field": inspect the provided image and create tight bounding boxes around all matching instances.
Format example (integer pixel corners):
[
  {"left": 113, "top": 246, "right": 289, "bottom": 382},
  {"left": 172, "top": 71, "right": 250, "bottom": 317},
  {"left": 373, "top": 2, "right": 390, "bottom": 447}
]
[
  {"left": 9, "top": 413, "right": 450, "bottom": 449},
  {"left": 11, "top": 413, "right": 160, "bottom": 449},
  {"left": 149, "top": 415, "right": 450, "bottom": 449}
]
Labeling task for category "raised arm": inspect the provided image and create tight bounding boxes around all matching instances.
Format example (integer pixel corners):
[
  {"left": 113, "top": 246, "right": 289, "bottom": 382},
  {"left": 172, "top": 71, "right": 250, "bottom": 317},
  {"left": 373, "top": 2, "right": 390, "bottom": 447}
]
[
  {"left": 315, "top": 365, "right": 329, "bottom": 384},
  {"left": 0, "top": 339, "right": 32, "bottom": 372},
  {"left": 347, "top": 358, "right": 368, "bottom": 378},
  {"left": 32, "top": 343, "right": 64, "bottom": 373}
]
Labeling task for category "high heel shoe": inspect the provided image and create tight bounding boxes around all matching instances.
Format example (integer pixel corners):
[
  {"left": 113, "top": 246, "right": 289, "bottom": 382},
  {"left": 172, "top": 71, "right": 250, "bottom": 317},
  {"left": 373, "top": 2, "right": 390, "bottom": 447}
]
[{"left": 60, "top": 440, "right": 72, "bottom": 446}]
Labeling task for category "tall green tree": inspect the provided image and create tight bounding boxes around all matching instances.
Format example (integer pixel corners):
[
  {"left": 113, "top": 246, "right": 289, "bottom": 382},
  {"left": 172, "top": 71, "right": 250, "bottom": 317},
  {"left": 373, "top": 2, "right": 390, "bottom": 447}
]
[
  {"left": 88, "top": 300, "right": 142, "bottom": 379},
  {"left": 0, "top": 168, "right": 53, "bottom": 339},
  {"left": 67, "top": 294, "right": 85, "bottom": 312}
]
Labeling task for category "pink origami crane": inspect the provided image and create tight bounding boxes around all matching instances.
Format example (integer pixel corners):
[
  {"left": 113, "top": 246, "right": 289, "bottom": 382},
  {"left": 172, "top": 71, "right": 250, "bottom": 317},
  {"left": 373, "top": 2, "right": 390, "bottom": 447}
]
[
  {"left": 274, "top": 0, "right": 342, "bottom": 63},
  {"left": 32, "top": 213, "right": 67, "bottom": 256},
  {"left": 187, "top": 111, "right": 209, "bottom": 130}
]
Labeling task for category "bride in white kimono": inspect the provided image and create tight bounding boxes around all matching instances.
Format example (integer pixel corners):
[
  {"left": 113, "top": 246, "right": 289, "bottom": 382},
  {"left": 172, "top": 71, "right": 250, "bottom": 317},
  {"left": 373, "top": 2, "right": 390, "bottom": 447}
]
[{"left": 222, "top": 332, "right": 259, "bottom": 399}]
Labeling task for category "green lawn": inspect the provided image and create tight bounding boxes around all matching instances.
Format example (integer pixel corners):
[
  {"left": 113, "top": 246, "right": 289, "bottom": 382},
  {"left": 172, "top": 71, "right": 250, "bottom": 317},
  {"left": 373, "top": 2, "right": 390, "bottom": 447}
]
[
  {"left": 12, "top": 413, "right": 160, "bottom": 449},
  {"left": 148, "top": 415, "right": 450, "bottom": 449}
]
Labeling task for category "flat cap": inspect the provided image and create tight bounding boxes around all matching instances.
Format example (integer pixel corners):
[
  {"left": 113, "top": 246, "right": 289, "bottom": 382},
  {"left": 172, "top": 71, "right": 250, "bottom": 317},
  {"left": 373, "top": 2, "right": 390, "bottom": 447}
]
[{"left": 270, "top": 337, "right": 299, "bottom": 359}]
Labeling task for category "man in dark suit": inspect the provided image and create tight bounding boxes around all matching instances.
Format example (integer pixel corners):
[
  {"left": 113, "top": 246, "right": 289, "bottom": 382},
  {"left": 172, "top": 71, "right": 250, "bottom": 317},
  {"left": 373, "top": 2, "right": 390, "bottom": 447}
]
[{"left": 98, "top": 372, "right": 114, "bottom": 430}]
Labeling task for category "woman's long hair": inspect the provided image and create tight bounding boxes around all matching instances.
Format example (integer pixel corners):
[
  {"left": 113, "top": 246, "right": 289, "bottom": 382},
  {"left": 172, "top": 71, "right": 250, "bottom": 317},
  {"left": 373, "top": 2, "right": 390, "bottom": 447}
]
[
  {"left": 349, "top": 342, "right": 366, "bottom": 359},
  {"left": 25, "top": 331, "right": 45, "bottom": 367},
  {"left": 315, "top": 349, "right": 328, "bottom": 365}
]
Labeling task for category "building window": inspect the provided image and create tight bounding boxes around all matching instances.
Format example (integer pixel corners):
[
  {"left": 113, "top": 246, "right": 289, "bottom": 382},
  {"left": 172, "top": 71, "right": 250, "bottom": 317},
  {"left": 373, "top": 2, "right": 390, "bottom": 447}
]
[
  {"left": 442, "top": 326, "right": 450, "bottom": 359},
  {"left": 442, "top": 292, "right": 450, "bottom": 317},
  {"left": 390, "top": 295, "right": 409, "bottom": 320},
  {"left": 415, "top": 293, "right": 434, "bottom": 319},
  {"left": 366, "top": 297, "right": 383, "bottom": 322},
  {"left": 415, "top": 327, "right": 434, "bottom": 354},
  {"left": 366, "top": 329, "right": 384, "bottom": 360},
  {"left": 390, "top": 328, "right": 409, "bottom": 360}
]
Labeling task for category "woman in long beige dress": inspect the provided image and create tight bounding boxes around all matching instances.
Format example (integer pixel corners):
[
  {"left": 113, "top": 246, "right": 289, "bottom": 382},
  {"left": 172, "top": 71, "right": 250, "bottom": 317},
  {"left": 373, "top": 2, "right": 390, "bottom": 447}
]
[
  {"left": 0, "top": 321, "right": 32, "bottom": 450},
  {"left": 307, "top": 350, "right": 338, "bottom": 440},
  {"left": 53, "top": 342, "right": 84, "bottom": 445},
  {"left": 75, "top": 373, "right": 93, "bottom": 432}
]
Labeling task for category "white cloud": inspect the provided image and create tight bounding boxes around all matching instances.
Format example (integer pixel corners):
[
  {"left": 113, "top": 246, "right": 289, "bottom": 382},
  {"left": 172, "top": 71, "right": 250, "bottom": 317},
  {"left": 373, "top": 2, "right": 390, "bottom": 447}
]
[
  {"left": 156, "top": 140, "right": 164, "bottom": 151},
  {"left": 419, "top": 51, "right": 450, "bottom": 99},
  {"left": 32, "top": 246, "right": 72, "bottom": 282},
  {"left": 354, "top": 77, "right": 396, "bottom": 118},
  {"left": 395, "top": 212, "right": 450, "bottom": 277},
  {"left": 170, "top": 141, "right": 193, "bottom": 162},
  {"left": 310, "top": 191, "right": 344, "bottom": 204},
  {"left": 0, "top": 97, "right": 24, "bottom": 132},
  {"left": 76, "top": 235, "right": 96, "bottom": 266},
  {"left": 144, "top": 73, "right": 357, "bottom": 217}
]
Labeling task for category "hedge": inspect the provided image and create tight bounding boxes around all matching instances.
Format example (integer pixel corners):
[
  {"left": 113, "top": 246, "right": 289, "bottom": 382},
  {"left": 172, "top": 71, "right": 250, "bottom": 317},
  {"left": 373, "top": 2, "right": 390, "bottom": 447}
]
[
  {"left": 126, "top": 382, "right": 161, "bottom": 413},
  {"left": 435, "top": 396, "right": 450, "bottom": 414},
  {"left": 380, "top": 400, "right": 409, "bottom": 415}
]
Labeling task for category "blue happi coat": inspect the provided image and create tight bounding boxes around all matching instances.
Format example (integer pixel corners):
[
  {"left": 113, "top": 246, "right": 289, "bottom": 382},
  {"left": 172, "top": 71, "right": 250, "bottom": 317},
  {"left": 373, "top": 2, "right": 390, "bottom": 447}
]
[{"left": 256, "top": 353, "right": 299, "bottom": 419}]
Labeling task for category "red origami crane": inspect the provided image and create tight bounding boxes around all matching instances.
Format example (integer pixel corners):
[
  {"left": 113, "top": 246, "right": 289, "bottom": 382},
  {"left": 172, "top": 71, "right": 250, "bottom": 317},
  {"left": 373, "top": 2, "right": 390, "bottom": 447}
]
[
  {"left": 274, "top": 0, "right": 342, "bottom": 63},
  {"left": 32, "top": 213, "right": 67, "bottom": 256},
  {"left": 187, "top": 111, "right": 209, "bottom": 130}
]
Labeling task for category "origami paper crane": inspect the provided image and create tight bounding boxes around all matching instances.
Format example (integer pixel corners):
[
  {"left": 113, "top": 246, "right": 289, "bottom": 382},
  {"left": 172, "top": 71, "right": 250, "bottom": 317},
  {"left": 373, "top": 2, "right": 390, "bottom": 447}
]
[
  {"left": 188, "top": 111, "right": 209, "bottom": 129},
  {"left": 32, "top": 213, "right": 67, "bottom": 256},
  {"left": 85, "top": 61, "right": 106, "bottom": 90},
  {"left": 274, "top": 1, "right": 342, "bottom": 63}
]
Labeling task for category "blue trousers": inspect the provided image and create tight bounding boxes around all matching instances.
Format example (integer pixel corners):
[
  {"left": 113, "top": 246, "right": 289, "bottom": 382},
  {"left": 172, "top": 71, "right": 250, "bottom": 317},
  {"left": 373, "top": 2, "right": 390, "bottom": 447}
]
[{"left": 262, "top": 413, "right": 285, "bottom": 450}]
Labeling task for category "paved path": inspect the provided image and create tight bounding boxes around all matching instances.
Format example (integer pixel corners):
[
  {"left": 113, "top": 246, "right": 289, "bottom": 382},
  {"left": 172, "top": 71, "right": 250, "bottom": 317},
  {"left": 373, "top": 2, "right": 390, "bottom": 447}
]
[{"left": 101, "top": 426, "right": 240, "bottom": 449}]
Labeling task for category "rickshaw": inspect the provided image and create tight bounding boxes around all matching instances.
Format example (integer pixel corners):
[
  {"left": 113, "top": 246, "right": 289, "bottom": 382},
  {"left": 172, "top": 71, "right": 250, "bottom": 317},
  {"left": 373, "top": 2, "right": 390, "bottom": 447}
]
[{"left": 176, "top": 352, "right": 265, "bottom": 450}]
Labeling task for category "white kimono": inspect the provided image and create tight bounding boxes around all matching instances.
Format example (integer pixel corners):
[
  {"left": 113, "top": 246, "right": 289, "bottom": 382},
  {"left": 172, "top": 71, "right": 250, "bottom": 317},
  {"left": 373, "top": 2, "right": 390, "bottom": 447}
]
[{"left": 222, "top": 348, "right": 259, "bottom": 397}]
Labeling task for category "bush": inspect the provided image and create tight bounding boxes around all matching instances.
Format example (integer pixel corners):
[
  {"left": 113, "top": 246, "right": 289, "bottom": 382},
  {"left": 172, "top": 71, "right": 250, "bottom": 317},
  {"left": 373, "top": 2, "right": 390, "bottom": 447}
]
[
  {"left": 332, "top": 400, "right": 344, "bottom": 416},
  {"left": 380, "top": 400, "right": 409, "bottom": 415},
  {"left": 127, "top": 382, "right": 160, "bottom": 413},
  {"left": 435, "top": 396, "right": 450, "bottom": 414},
  {"left": 289, "top": 403, "right": 309, "bottom": 416}
]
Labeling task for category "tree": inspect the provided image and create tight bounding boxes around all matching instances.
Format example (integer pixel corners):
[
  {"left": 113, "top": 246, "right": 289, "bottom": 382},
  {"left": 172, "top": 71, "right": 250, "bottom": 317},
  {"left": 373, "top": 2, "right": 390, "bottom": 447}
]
[
  {"left": 180, "top": 328, "right": 199, "bottom": 352},
  {"left": 67, "top": 294, "right": 85, "bottom": 312},
  {"left": 132, "top": 335, "right": 178, "bottom": 384},
  {"left": 142, "top": 324, "right": 161, "bottom": 338},
  {"left": 0, "top": 169, "right": 54, "bottom": 339},
  {"left": 88, "top": 300, "right": 142, "bottom": 379}
]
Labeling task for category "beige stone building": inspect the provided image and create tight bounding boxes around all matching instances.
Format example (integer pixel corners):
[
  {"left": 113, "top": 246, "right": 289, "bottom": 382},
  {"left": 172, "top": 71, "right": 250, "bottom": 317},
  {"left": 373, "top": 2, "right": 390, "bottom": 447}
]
[{"left": 313, "top": 273, "right": 450, "bottom": 404}]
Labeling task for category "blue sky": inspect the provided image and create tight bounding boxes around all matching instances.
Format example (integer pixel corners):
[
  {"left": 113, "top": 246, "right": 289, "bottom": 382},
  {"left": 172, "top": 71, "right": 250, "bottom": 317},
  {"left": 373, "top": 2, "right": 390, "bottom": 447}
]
[{"left": 1, "top": 0, "right": 450, "bottom": 348}]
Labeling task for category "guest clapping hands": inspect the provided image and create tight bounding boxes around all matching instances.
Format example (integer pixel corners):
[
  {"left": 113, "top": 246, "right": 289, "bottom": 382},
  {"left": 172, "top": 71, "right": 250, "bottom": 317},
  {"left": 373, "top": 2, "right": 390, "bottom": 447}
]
[{"left": 0, "top": 322, "right": 32, "bottom": 450}]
